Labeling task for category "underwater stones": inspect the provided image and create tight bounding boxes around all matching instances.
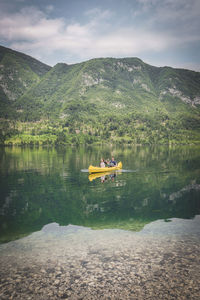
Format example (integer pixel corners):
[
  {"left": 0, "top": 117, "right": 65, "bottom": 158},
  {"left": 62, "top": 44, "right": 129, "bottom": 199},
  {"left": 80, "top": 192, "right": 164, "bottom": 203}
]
[
  {"left": 0, "top": 233, "right": 200, "bottom": 299},
  {"left": 54, "top": 279, "right": 60, "bottom": 286}
]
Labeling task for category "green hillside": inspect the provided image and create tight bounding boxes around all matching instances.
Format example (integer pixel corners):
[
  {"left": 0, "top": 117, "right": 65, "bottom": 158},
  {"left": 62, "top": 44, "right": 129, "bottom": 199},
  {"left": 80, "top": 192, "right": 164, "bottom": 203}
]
[
  {"left": 0, "top": 46, "right": 200, "bottom": 145},
  {"left": 0, "top": 46, "right": 51, "bottom": 118}
]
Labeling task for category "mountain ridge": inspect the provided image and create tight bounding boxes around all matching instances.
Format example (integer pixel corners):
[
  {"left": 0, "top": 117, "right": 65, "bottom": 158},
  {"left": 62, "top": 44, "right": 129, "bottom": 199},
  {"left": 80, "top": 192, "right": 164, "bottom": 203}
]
[{"left": 0, "top": 45, "right": 200, "bottom": 145}]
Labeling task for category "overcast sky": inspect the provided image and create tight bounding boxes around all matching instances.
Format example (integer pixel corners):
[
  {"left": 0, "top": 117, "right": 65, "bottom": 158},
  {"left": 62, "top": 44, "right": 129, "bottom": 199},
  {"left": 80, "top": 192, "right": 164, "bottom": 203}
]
[{"left": 0, "top": 0, "right": 200, "bottom": 71}]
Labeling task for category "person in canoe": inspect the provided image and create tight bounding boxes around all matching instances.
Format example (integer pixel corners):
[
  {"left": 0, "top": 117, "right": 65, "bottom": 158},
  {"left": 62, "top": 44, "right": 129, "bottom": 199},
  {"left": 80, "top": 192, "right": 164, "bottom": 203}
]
[
  {"left": 109, "top": 156, "right": 117, "bottom": 167},
  {"left": 100, "top": 158, "right": 105, "bottom": 168}
]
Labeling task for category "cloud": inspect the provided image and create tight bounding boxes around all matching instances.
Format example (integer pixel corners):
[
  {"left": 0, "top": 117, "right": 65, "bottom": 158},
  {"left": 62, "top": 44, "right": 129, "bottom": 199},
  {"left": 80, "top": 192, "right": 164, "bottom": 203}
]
[
  {"left": 88, "top": 29, "right": 174, "bottom": 57},
  {"left": 0, "top": 7, "right": 171, "bottom": 55},
  {"left": 135, "top": 0, "right": 200, "bottom": 33},
  {"left": 0, "top": 7, "right": 64, "bottom": 41},
  {"left": 45, "top": 5, "right": 54, "bottom": 13},
  {"left": 0, "top": 3, "right": 199, "bottom": 70}
]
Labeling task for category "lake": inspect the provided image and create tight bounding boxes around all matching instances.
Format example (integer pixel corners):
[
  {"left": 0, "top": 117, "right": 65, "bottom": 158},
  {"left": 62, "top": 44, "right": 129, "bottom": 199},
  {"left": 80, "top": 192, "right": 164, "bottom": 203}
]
[{"left": 0, "top": 145, "right": 200, "bottom": 299}]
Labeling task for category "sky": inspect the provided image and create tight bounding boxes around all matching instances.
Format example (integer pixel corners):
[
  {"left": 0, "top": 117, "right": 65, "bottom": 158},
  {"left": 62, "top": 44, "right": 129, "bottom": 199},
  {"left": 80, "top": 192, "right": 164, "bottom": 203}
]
[{"left": 0, "top": 0, "right": 200, "bottom": 71}]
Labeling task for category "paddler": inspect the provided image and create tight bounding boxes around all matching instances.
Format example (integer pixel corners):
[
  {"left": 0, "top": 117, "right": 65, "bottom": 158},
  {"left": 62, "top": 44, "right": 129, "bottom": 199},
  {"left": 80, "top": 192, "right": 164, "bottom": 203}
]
[{"left": 109, "top": 157, "right": 117, "bottom": 167}]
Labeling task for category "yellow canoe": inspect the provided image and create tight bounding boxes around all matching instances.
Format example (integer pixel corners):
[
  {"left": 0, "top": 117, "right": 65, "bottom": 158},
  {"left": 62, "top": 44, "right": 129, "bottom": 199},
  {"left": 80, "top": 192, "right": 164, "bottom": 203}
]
[
  {"left": 89, "top": 170, "right": 122, "bottom": 181},
  {"left": 88, "top": 162, "right": 122, "bottom": 173}
]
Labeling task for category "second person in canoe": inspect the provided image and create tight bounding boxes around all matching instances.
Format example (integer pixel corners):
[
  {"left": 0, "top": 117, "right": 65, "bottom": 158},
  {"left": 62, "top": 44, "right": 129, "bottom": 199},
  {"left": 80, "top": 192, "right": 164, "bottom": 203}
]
[{"left": 109, "top": 157, "right": 117, "bottom": 167}]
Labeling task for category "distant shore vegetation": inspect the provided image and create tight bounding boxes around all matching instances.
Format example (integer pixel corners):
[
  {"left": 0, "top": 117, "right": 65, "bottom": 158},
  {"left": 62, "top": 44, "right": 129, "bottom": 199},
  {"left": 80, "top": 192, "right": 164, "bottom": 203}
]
[{"left": 1, "top": 116, "right": 200, "bottom": 146}]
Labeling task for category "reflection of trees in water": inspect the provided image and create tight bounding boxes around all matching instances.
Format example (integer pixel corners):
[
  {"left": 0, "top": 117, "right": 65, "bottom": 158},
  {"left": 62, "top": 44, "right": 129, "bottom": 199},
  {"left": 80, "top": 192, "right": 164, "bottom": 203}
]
[{"left": 0, "top": 145, "right": 200, "bottom": 242}]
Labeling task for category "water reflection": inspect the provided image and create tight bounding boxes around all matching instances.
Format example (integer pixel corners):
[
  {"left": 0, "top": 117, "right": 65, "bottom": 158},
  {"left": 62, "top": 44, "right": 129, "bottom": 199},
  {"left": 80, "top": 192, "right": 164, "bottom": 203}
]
[
  {"left": 0, "top": 145, "right": 200, "bottom": 243},
  {"left": 88, "top": 171, "right": 121, "bottom": 182}
]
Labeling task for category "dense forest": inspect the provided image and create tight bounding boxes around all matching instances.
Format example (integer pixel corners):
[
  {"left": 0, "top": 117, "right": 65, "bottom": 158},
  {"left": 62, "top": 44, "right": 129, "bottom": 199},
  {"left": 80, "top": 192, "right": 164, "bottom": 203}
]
[{"left": 0, "top": 45, "right": 200, "bottom": 145}]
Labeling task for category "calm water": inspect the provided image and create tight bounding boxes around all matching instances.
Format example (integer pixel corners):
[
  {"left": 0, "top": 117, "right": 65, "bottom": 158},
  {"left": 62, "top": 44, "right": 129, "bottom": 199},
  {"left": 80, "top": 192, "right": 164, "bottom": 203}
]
[{"left": 0, "top": 145, "right": 200, "bottom": 243}]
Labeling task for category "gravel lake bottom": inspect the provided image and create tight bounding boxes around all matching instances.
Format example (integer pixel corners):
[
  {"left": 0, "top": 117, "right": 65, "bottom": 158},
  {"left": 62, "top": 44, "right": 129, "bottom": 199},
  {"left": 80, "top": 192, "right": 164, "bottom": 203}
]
[{"left": 0, "top": 218, "right": 200, "bottom": 300}]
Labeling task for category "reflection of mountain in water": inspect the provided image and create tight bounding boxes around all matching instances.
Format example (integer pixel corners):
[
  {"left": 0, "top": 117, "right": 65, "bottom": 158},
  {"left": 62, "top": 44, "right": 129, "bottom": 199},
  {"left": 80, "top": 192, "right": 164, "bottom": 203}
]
[
  {"left": 84, "top": 180, "right": 200, "bottom": 230},
  {"left": 168, "top": 183, "right": 200, "bottom": 201},
  {"left": 0, "top": 145, "right": 200, "bottom": 243}
]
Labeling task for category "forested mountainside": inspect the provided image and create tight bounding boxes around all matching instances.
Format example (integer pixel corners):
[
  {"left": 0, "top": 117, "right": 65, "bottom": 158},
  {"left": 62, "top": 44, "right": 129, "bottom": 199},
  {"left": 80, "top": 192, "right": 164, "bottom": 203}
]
[
  {"left": 0, "top": 45, "right": 200, "bottom": 145},
  {"left": 0, "top": 45, "right": 51, "bottom": 118}
]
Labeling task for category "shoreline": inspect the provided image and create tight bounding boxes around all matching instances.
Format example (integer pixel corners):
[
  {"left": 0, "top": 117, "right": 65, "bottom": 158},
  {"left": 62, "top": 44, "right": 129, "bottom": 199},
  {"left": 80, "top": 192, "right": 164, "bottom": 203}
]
[{"left": 0, "top": 222, "right": 200, "bottom": 299}]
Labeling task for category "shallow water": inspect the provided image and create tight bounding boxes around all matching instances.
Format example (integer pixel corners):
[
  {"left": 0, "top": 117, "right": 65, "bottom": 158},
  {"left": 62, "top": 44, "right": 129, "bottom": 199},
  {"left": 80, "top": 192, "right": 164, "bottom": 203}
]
[
  {"left": 0, "top": 145, "right": 200, "bottom": 299},
  {"left": 0, "top": 220, "right": 200, "bottom": 299}
]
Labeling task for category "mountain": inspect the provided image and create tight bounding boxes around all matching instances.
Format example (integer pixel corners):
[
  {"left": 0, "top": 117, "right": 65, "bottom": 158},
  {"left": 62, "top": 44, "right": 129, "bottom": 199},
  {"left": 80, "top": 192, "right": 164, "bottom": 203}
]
[
  {"left": 0, "top": 45, "right": 51, "bottom": 118},
  {"left": 0, "top": 46, "right": 200, "bottom": 145}
]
